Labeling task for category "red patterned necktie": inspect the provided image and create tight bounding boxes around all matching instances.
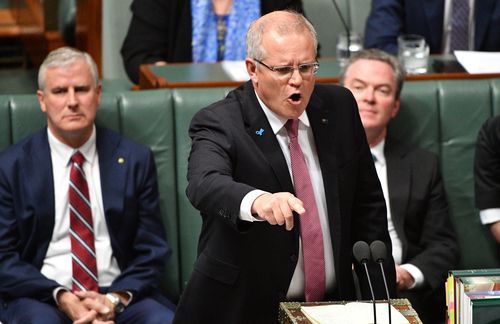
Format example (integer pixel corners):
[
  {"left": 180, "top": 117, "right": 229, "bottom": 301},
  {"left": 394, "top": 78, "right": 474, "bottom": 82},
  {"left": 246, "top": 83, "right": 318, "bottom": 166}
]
[
  {"left": 69, "top": 151, "right": 98, "bottom": 292},
  {"left": 286, "top": 119, "right": 326, "bottom": 301}
]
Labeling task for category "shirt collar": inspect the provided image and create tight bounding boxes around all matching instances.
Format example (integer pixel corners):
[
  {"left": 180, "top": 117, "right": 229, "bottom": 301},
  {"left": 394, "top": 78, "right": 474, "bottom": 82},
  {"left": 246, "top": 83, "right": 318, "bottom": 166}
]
[
  {"left": 254, "top": 91, "right": 310, "bottom": 135},
  {"left": 47, "top": 125, "right": 97, "bottom": 167},
  {"left": 370, "top": 138, "right": 386, "bottom": 166}
]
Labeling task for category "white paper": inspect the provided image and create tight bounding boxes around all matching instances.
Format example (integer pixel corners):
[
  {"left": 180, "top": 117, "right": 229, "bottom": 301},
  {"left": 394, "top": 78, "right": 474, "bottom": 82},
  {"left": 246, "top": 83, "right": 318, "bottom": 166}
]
[
  {"left": 454, "top": 51, "right": 500, "bottom": 74},
  {"left": 301, "top": 302, "right": 410, "bottom": 324},
  {"left": 221, "top": 60, "right": 250, "bottom": 81}
]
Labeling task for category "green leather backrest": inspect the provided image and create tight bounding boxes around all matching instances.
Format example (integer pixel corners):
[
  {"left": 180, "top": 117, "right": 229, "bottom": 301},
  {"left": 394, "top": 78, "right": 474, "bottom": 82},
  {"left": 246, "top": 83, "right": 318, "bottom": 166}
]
[
  {"left": 172, "top": 87, "right": 233, "bottom": 291},
  {"left": 389, "top": 80, "right": 441, "bottom": 154},
  {"left": 439, "top": 80, "right": 499, "bottom": 268}
]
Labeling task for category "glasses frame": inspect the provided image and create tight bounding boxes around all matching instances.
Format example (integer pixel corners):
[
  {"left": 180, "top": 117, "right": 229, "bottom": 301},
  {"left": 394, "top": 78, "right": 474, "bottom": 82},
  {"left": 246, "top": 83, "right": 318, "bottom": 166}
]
[{"left": 253, "top": 59, "right": 319, "bottom": 78}]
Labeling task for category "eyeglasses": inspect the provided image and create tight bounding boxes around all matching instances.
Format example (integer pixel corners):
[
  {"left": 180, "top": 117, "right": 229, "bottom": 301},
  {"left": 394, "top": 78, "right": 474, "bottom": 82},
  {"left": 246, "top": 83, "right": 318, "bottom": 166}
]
[{"left": 253, "top": 59, "right": 319, "bottom": 78}]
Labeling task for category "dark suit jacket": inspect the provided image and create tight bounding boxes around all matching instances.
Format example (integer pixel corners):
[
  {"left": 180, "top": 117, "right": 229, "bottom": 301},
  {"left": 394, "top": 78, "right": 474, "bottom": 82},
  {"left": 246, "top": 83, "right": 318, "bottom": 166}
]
[
  {"left": 364, "top": 0, "right": 500, "bottom": 54},
  {"left": 385, "top": 137, "right": 459, "bottom": 323},
  {"left": 174, "top": 82, "right": 397, "bottom": 323},
  {"left": 120, "top": 0, "right": 304, "bottom": 83},
  {"left": 0, "top": 126, "right": 170, "bottom": 305}
]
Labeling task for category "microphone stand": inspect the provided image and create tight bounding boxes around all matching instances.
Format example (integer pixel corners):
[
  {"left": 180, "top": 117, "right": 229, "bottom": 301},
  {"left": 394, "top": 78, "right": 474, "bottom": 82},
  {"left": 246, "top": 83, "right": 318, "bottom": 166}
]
[
  {"left": 371, "top": 240, "right": 392, "bottom": 324},
  {"left": 353, "top": 241, "right": 377, "bottom": 324},
  {"left": 377, "top": 262, "right": 391, "bottom": 324},
  {"left": 362, "top": 262, "right": 377, "bottom": 324},
  {"left": 331, "top": 0, "right": 351, "bottom": 58}
]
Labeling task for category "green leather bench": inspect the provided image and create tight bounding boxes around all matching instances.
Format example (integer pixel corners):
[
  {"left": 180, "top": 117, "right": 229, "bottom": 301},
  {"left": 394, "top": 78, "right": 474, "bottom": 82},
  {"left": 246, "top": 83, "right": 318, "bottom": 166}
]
[{"left": 1, "top": 78, "right": 499, "bottom": 303}]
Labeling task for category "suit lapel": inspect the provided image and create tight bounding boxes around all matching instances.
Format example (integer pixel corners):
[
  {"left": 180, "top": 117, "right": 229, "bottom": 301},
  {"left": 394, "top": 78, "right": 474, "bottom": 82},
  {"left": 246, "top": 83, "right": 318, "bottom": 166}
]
[
  {"left": 385, "top": 138, "right": 410, "bottom": 250},
  {"left": 22, "top": 129, "right": 55, "bottom": 262},
  {"left": 240, "top": 83, "right": 294, "bottom": 193},
  {"left": 96, "top": 127, "right": 126, "bottom": 234}
]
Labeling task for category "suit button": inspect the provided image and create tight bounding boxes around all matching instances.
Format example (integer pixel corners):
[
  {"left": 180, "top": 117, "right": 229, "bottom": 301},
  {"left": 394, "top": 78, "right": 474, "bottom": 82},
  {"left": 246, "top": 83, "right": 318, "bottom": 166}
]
[{"left": 290, "top": 254, "right": 298, "bottom": 262}]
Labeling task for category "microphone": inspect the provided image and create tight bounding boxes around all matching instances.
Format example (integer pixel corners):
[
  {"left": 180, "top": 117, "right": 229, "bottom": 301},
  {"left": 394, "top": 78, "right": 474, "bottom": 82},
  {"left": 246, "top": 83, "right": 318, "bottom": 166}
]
[
  {"left": 353, "top": 241, "right": 377, "bottom": 324},
  {"left": 331, "top": 0, "right": 351, "bottom": 58},
  {"left": 370, "top": 240, "right": 391, "bottom": 324}
]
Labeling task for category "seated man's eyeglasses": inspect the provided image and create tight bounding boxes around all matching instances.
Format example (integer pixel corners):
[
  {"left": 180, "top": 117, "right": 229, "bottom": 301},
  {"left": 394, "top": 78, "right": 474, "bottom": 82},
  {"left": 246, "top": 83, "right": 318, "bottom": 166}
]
[{"left": 253, "top": 59, "right": 319, "bottom": 78}]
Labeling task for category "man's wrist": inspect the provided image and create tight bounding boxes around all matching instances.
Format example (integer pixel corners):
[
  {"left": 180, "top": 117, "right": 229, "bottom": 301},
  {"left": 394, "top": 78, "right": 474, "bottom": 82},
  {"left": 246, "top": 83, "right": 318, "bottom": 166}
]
[{"left": 105, "top": 292, "right": 127, "bottom": 314}]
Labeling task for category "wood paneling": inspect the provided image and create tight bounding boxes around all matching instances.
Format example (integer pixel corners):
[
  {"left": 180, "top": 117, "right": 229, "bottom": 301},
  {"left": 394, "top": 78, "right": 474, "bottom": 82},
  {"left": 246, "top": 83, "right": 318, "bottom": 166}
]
[{"left": 76, "top": 0, "right": 102, "bottom": 76}]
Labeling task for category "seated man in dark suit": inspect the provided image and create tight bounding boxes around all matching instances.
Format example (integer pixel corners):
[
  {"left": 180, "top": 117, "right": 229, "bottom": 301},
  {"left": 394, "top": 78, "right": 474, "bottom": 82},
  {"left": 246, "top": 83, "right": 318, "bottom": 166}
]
[
  {"left": 0, "top": 47, "right": 174, "bottom": 324},
  {"left": 474, "top": 116, "right": 500, "bottom": 257},
  {"left": 174, "top": 10, "right": 396, "bottom": 324},
  {"left": 364, "top": 0, "right": 500, "bottom": 55},
  {"left": 340, "top": 48, "right": 460, "bottom": 324}
]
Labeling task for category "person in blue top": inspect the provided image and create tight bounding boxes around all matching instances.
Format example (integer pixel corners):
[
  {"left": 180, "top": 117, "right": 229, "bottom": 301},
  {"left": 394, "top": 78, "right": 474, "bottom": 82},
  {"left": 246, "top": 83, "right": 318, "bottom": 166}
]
[{"left": 121, "top": 0, "right": 303, "bottom": 83}]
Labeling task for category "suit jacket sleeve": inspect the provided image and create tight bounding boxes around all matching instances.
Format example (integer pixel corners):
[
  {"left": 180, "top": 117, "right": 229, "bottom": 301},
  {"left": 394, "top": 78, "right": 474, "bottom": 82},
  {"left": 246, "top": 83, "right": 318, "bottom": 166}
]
[
  {"left": 364, "top": 0, "right": 405, "bottom": 55},
  {"left": 475, "top": 116, "right": 500, "bottom": 210},
  {"left": 0, "top": 141, "right": 61, "bottom": 303},
  {"left": 401, "top": 150, "right": 459, "bottom": 290},
  {"left": 186, "top": 103, "right": 256, "bottom": 229}
]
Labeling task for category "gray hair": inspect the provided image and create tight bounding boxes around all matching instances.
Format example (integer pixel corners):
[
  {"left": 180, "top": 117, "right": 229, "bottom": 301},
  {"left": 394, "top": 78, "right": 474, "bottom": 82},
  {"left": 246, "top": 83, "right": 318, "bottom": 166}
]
[
  {"left": 339, "top": 48, "right": 405, "bottom": 99},
  {"left": 246, "top": 10, "right": 318, "bottom": 61},
  {"left": 38, "top": 47, "right": 100, "bottom": 90}
]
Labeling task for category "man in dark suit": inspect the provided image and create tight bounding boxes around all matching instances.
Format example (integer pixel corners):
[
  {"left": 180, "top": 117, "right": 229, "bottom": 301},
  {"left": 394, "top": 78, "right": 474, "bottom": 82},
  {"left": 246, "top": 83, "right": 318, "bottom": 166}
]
[
  {"left": 340, "top": 48, "right": 460, "bottom": 324},
  {"left": 174, "top": 11, "right": 396, "bottom": 323},
  {"left": 0, "top": 47, "right": 174, "bottom": 323},
  {"left": 474, "top": 116, "right": 500, "bottom": 254},
  {"left": 364, "top": 0, "right": 500, "bottom": 55}
]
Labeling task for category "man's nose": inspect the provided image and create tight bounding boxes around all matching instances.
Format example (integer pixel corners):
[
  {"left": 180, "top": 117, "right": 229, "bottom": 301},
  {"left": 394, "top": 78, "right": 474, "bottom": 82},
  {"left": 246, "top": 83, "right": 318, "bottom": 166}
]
[
  {"left": 288, "top": 68, "right": 303, "bottom": 85},
  {"left": 67, "top": 89, "right": 78, "bottom": 106}
]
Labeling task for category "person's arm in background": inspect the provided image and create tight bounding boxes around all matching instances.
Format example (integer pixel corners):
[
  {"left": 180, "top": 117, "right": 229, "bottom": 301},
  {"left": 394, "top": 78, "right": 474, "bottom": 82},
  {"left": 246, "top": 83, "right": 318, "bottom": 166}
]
[
  {"left": 399, "top": 151, "right": 459, "bottom": 292},
  {"left": 363, "top": 0, "right": 404, "bottom": 55},
  {"left": 475, "top": 116, "right": 500, "bottom": 243},
  {"left": 121, "top": 0, "right": 186, "bottom": 83}
]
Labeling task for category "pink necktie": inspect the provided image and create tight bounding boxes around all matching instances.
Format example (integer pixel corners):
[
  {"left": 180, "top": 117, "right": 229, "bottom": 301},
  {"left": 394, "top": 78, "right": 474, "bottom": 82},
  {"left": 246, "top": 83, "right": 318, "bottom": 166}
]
[
  {"left": 69, "top": 151, "right": 98, "bottom": 292},
  {"left": 286, "top": 119, "right": 326, "bottom": 301}
]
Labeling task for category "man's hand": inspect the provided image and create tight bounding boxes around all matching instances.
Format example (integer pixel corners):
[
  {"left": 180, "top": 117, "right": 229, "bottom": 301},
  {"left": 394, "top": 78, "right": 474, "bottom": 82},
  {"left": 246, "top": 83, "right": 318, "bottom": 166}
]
[
  {"left": 395, "top": 265, "right": 415, "bottom": 292},
  {"left": 251, "top": 192, "right": 305, "bottom": 231},
  {"left": 57, "top": 290, "right": 114, "bottom": 324},
  {"left": 489, "top": 221, "right": 500, "bottom": 243}
]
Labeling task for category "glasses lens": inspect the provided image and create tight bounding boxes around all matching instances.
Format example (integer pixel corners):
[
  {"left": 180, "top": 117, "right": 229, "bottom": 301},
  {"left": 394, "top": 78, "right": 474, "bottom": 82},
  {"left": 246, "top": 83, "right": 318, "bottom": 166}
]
[
  {"left": 299, "top": 63, "right": 319, "bottom": 75},
  {"left": 273, "top": 66, "right": 295, "bottom": 75}
]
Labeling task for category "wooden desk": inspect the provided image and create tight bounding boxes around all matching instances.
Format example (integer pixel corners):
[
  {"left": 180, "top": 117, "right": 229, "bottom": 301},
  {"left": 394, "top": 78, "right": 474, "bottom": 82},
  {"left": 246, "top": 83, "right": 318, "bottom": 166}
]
[
  {"left": 279, "top": 298, "right": 422, "bottom": 324},
  {"left": 139, "top": 56, "right": 500, "bottom": 89}
]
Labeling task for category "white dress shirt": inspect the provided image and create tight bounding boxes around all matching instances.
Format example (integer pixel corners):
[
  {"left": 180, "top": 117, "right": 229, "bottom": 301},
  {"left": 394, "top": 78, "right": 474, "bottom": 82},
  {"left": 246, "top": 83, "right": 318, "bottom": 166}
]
[
  {"left": 239, "top": 94, "right": 335, "bottom": 300},
  {"left": 371, "top": 140, "right": 424, "bottom": 289},
  {"left": 41, "top": 125, "right": 121, "bottom": 289}
]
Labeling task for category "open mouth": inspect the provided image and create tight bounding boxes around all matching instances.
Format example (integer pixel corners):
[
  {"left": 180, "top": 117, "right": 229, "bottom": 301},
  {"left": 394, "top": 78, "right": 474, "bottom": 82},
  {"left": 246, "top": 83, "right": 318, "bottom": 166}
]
[{"left": 289, "top": 93, "right": 302, "bottom": 102}]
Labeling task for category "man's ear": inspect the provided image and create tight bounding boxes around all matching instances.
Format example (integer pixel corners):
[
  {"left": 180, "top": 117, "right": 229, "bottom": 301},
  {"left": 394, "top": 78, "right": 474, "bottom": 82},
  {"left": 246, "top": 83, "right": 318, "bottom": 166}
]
[
  {"left": 245, "top": 58, "right": 258, "bottom": 83},
  {"left": 37, "top": 90, "right": 46, "bottom": 113},
  {"left": 391, "top": 98, "right": 401, "bottom": 118}
]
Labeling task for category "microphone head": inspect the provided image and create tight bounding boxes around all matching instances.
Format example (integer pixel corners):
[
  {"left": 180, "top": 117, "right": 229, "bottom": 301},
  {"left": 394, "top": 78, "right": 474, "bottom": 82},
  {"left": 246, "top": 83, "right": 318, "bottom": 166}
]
[
  {"left": 353, "top": 241, "right": 370, "bottom": 264},
  {"left": 370, "top": 240, "right": 387, "bottom": 263}
]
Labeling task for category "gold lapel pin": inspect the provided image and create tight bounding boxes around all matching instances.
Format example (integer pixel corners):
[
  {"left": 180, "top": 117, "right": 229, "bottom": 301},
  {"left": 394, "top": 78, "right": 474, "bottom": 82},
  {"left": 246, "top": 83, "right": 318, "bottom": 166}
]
[{"left": 118, "top": 157, "right": 125, "bottom": 164}]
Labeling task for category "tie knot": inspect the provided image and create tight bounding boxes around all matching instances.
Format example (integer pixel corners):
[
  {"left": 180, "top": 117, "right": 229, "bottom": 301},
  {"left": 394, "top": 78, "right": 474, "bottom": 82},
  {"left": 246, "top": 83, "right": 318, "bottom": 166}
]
[
  {"left": 285, "top": 119, "right": 299, "bottom": 139},
  {"left": 71, "top": 151, "right": 85, "bottom": 166}
]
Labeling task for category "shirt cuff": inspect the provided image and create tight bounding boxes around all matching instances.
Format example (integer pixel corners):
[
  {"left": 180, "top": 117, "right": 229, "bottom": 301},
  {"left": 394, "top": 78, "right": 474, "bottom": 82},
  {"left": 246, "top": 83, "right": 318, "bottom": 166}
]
[
  {"left": 239, "top": 190, "right": 267, "bottom": 222},
  {"left": 400, "top": 263, "right": 424, "bottom": 289},
  {"left": 53, "top": 286, "right": 71, "bottom": 305},
  {"left": 479, "top": 208, "right": 500, "bottom": 225}
]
